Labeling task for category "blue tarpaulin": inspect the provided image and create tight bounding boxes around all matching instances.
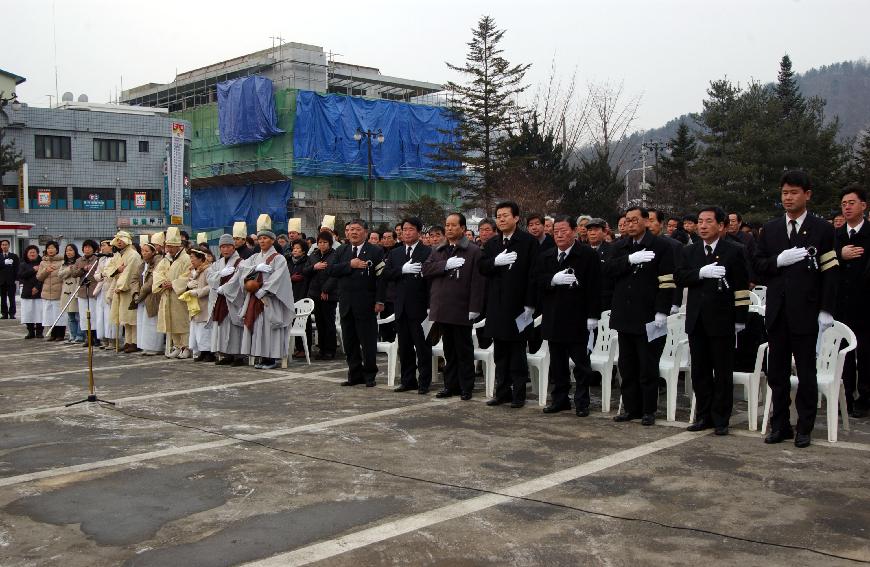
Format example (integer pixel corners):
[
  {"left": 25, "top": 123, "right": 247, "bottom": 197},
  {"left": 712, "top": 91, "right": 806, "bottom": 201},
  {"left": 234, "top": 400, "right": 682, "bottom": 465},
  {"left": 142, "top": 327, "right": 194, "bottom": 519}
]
[
  {"left": 217, "top": 76, "right": 285, "bottom": 146},
  {"left": 293, "top": 90, "right": 458, "bottom": 181},
  {"left": 191, "top": 180, "right": 292, "bottom": 232}
]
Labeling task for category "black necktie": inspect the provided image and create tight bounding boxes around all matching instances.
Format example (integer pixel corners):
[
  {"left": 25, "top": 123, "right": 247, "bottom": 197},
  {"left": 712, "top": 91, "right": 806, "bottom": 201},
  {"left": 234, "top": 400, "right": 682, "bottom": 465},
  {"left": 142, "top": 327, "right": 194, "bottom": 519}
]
[
  {"left": 788, "top": 220, "right": 798, "bottom": 247},
  {"left": 503, "top": 238, "right": 509, "bottom": 248},
  {"left": 705, "top": 244, "right": 713, "bottom": 258},
  {"left": 447, "top": 245, "right": 455, "bottom": 256},
  {"left": 406, "top": 246, "right": 412, "bottom": 260},
  {"left": 850, "top": 228, "right": 856, "bottom": 240},
  {"left": 558, "top": 251, "right": 566, "bottom": 265},
  {"left": 352, "top": 246, "right": 358, "bottom": 258}
]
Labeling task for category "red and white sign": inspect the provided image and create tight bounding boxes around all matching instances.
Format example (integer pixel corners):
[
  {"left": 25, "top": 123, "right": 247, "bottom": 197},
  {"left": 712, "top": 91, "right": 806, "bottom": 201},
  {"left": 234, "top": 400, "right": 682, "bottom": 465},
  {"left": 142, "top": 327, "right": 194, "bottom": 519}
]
[
  {"left": 37, "top": 190, "right": 51, "bottom": 208},
  {"left": 134, "top": 192, "right": 147, "bottom": 209}
]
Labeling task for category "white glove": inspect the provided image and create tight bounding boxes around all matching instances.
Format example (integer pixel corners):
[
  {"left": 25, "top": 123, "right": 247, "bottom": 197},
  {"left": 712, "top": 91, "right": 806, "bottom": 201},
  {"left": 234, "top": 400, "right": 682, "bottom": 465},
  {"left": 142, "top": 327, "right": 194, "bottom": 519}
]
[
  {"left": 523, "top": 306, "right": 535, "bottom": 318},
  {"left": 255, "top": 263, "right": 273, "bottom": 274},
  {"left": 255, "top": 288, "right": 267, "bottom": 299},
  {"left": 402, "top": 261, "right": 422, "bottom": 275},
  {"left": 699, "top": 262, "right": 727, "bottom": 279},
  {"left": 628, "top": 250, "right": 655, "bottom": 265},
  {"left": 186, "top": 279, "right": 198, "bottom": 289},
  {"left": 654, "top": 312, "right": 668, "bottom": 328},
  {"left": 551, "top": 269, "right": 577, "bottom": 286},
  {"left": 735, "top": 323, "right": 746, "bottom": 334},
  {"left": 587, "top": 318, "right": 599, "bottom": 332},
  {"left": 669, "top": 305, "right": 681, "bottom": 315},
  {"left": 216, "top": 285, "right": 226, "bottom": 296},
  {"left": 469, "top": 311, "right": 480, "bottom": 321},
  {"left": 776, "top": 247, "right": 808, "bottom": 268},
  {"left": 818, "top": 311, "right": 834, "bottom": 329},
  {"left": 445, "top": 257, "right": 465, "bottom": 271},
  {"left": 219, "top": 265, "right": 235, "bottom": 277},
  {"left": 4, "top": 259, "right": 12, "bottom": 265},
  {"left": 494, "top": 249, "right": 518, "bottom": 267}
]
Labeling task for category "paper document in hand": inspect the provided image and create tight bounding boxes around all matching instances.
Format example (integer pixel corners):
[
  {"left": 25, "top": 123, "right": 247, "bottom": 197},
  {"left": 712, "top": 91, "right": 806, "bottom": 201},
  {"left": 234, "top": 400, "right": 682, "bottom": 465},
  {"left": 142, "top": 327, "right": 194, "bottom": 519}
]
[
  {"left": 422, "top": 316, "right": 433, "bottom": 338},
  {"left": 645, "top": 321, "right": 667, "bottom": 342},
  {"left": 515, "top": 310, "right": 534, "bottom": 332}
]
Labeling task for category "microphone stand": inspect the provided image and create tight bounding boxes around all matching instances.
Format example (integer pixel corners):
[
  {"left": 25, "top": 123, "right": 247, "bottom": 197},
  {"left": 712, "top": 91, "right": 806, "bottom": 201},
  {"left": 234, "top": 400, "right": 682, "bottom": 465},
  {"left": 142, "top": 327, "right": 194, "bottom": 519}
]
[{"left": 62, "top": 257, "right": 115, "bottom": 407}]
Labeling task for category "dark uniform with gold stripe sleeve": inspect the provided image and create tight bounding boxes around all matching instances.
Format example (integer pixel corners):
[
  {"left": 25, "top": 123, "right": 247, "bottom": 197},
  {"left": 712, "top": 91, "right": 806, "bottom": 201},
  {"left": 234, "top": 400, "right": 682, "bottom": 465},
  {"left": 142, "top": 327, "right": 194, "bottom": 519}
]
[
  {"left": 753, "top": 214, "right": 838, "bottom": 436},
  {"left": 605, "top": 229, "right": 676, "bottom": 417},
  {"left": 676, "top": 237, "right": 750, "bottom": 428}
]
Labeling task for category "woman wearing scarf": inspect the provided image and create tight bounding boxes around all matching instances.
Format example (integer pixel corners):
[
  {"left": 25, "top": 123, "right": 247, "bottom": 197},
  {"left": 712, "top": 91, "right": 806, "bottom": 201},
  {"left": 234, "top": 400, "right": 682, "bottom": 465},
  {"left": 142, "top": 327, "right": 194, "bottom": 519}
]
[{"left": 36, "top": 241, "right": 66, "bottom": 341}]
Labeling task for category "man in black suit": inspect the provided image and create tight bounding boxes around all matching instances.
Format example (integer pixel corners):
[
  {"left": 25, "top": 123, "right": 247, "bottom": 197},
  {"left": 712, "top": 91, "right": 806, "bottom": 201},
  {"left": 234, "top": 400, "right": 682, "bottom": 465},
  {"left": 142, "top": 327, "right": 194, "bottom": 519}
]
[
  {"left": 527, "top": 213, "right": 555, "bottom": 252},
  {"left": 328, "top": 219, "right": 386, "bottom": 387},
  {"left": 480, "top": 201, "right": 540, "bottom": 408},
  {"left": 835, "top": 184, "right": 870, "bottom": 418},
  {"left": 586, "top": 218, "right": 613, "bottom": 310},
  {"left": 379, "top": 216, "right": 432, "bottom": 394},
  {"left": 682, "top": 214, "right": 702, "bottom": 245},
  {"left": 605, "top": 206, "right": 676, "bottom": 426},
  {"left": 649, "top": 209, "right": 685, "bottom": 315},
  {"left": 0, "top": 239, "right": 19, "bottom": 319},
  {"left": 754, "top": 171, "right": 839, "bottom": 448},
  {"left": 676, "top": 206, "right": 750, "bottom": 435},
  {"left": 536, "top": 215, "right": 602, "bottom": 416}
]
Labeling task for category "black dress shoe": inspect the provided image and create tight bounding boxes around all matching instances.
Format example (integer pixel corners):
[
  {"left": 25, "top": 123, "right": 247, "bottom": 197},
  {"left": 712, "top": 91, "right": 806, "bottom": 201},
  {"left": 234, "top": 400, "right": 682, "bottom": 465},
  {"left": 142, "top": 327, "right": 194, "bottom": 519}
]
[
  {"left": 340, "top": 381, "right": 359, "bottom": 387},
  {"left": 393, "top": 385, "right": 414, "bottom": 393},
  {"left": 613, "top": 413, "right": 640, "bottom": 422},
  {"left": 714, "top": 426, "right": 729, "bottom": 436},
  {"left": 460, "top": 392, "right": 472, "bottom": 401},
  {"left": 575, "top": 407, "right": 590, "bottom": 417},
  {"left": 365, "top": 382, "right": 376, "bottom": 387},
  {"left": 763, "top": 428, "right": 795, "bottom": 444},
  {"left": 486, "top": 398, "right": 508, "bottom": 406},
  {"left": 848, "top": 407, "right": 867, "bottom": 419},
  {"left": 435, "top": 389, "right": 455, "bottom": 398},
  {"left": 542, "top": 403, "right": 571, "bottom": 414},
  {"left": 510, "top": 401, "right": 525, "bottom": 409},
  {"left": 687, "top": 420, "right": 712, "bottom": 432},
  {"left": 417, "top": 388, "right": 429, "bottom": 395},
  {"left": 794, "top": 432, "right": 812, "bottom": 448},
  {"left": 641, "top": 414, "right": 656, "bottom": 426}
]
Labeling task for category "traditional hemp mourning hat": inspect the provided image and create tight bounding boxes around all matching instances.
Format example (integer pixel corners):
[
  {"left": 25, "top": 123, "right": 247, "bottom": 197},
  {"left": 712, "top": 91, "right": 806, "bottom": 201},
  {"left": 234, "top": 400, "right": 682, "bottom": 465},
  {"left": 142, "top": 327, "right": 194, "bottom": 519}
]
[
  {"left": 256, "top": 214, "right": 276, "bottom": 240},
  {"left": 232, "top": 221, "right": 248, "bottom": 239}
]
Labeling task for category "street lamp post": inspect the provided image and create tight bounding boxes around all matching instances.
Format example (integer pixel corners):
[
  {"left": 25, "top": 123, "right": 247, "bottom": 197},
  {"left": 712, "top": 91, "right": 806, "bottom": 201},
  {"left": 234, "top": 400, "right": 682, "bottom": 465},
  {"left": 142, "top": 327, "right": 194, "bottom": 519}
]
[{"left": 354, "top": 127, "right": 384, "bottom": 227}]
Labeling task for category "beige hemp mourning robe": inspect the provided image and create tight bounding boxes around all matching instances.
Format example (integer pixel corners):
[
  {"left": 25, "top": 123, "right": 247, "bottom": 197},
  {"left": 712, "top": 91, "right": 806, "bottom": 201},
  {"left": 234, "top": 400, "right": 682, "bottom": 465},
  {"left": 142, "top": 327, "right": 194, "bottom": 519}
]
[{"left": 153, "top": 249, "right": 192, "bottom": 335}]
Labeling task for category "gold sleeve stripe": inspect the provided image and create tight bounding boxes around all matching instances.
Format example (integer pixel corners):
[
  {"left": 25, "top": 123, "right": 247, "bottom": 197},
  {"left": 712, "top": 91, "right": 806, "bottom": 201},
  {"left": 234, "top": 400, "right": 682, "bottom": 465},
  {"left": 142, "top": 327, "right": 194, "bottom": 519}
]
[
  {"left": 821, "top": 258, "right": 839, "bottom": 272},
  {"left": 820, "top": 250, "right": 837, "bottom": 263},
  {"left": 658, "top": 274, "right": 675, "bottom": 283},
  {"left": 734, "top": 300, "right": 751, "bottom": 307},
  {"left": 659, "top": 283, "right": 677, "bottom": 289},
  {"left": 734, "top": 290, "right": 751, "bottom": 299}
]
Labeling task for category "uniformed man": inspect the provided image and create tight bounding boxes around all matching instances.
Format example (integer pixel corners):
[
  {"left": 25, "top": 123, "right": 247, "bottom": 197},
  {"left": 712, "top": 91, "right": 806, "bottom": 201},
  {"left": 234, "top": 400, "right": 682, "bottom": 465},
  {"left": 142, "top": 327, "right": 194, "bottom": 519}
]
[
  {"left": 536, "top": 215, "right": 601, "bottom": 415},
  {"left": 675, "top": 206, "right": 750, "bottom": 435},
  {"left": 586, "top": 218, "right": 613, "bottom": 310},
  {"left": 605, "top": 206, "right": 676, "bottom": 425},
  {"left": 480, "top": 201, "right": 539, "bottom": 408},
  {"left": 753, "top": 170, "right": 838, "bottom": 448},
  {"left": 834, "top": 184, "right": 870, "bottom": 418}
]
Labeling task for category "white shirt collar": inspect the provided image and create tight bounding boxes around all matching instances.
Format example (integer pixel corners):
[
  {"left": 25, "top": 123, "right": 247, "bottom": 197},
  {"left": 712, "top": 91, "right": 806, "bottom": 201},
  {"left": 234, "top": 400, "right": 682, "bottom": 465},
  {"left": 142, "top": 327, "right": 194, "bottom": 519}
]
[
  {"left": 847, "top": 219, "right": 864, "bottom": 234},
  {"left": 703, "top": 238, "right": 719, "bottom": 253},
  {"left": 786, "top": 210, "right": 808, "bottom": 234},
  {"left": 406, "top": 241, "right": 418, "bottom": 254},
  {"left": 557, "top": 242, "right": 575, "bottom": 257}
]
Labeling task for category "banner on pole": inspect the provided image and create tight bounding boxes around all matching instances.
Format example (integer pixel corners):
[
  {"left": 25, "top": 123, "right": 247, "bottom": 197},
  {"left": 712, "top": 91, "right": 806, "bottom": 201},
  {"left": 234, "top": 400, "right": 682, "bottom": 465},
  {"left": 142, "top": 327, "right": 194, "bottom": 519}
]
[{"left": 169, "top": 122, "right": 185, "bottom": 225}]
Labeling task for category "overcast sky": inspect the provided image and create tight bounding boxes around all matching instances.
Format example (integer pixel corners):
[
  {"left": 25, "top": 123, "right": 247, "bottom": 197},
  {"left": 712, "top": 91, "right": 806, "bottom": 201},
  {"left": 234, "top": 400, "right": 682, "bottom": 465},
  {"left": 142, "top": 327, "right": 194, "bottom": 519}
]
[{"left": 5, "top": 0, "right": 869, "bottom": 131}]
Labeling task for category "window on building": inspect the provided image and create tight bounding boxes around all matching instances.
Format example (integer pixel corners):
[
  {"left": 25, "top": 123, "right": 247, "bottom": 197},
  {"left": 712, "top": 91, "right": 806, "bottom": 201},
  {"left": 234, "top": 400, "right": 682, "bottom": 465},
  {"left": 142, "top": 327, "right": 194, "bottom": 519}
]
[
  {"left": 138, "top": 141, "right": 149, "bottom": 153},
  {"left": 34, "top": 135, "right": 71, "bottom": 160},
  {"left": 327, "top": 86, "right": 348, "bottom": 95},
  {"left": 1, "top": 185, "right": 19, "bottom": 210},
  {"left": 72, "top": 188, "right": 116, "bottom": 210},
  {"left": 351, "top": 88, "right": 367, "bottom": 96},
  {"left": 381, "top": 92, "right": 409, "bottom": 101},
  {"left": 120, "top": 188, "right": 161, "bottom": 210},
  {"left": 31, "top": 187, "right": 68, "bottom": 210},
  {"left": 93, "top": 139, "right": 126, "bottom": 162}
]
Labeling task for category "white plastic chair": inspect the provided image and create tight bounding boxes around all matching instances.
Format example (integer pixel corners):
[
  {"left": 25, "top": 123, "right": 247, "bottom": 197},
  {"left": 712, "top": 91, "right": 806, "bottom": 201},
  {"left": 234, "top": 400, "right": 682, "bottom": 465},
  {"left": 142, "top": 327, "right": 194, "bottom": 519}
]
[
  {"left": 526, "top": 316, "right": 549, "bottom": 407},
  {"left": 589, "top": 310, "right": 619, "bottom": 413},
  {"left": 748, "top": 291, "right": 762, "bottom": 307},
  {"left": 334, "top": 310, "right": 344, "bottom": 354},
  {"left": 283, "top": 298, "right": 315, "bottom": 367},
  {"left": 689, "top": 342, "right": 768, "bottom": 430},
  {"left": 660, "top": 314, "right": 690, "bottom": 421},
  {"left": 376, "top": 313, "right": 399, "bottom": 386},
  {"left": 432, "top": 319, "right": 495, "bottom": 394},
  {"left": 761, "top": 321, "right": 855, "bottom": 442},
  {"left": 752, "top": 285, "right": 767, "bottom": 305},
  {"left": 670, "top": 312, "right": 692, "bottom": 395}
]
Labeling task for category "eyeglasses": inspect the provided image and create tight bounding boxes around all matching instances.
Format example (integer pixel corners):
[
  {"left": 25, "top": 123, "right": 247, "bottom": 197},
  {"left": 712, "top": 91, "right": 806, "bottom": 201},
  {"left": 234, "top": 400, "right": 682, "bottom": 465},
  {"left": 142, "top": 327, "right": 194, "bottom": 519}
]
[{"left": 624, "top": 217, "right": 641, "bottom": 225}]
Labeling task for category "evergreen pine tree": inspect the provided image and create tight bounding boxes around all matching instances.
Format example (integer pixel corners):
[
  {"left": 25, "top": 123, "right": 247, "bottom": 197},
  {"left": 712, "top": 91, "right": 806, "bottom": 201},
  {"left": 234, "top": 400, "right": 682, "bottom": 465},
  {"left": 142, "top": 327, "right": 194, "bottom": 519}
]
[
  {"left": 776, "top": 54, "right": 806, "bottom": 117},
  {"left": 430, "top": 15, "right": 531, "bottom": 215}
]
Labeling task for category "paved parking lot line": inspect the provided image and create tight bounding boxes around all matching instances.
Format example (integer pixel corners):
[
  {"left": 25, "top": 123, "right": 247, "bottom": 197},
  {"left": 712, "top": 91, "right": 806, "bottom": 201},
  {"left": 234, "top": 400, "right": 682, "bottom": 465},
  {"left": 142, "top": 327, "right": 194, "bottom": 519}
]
[
  {"left": 0, "top": 359, "right": 166, "bottom": 383},
  {"left": 0, "top": 374, "right": 309, "bottom": 419},
  {"left": 0, "top": 399, "right": 453, "bottom": 488},
  {"left": 243, "top": 431, "right": 701, "bottom": 567}
]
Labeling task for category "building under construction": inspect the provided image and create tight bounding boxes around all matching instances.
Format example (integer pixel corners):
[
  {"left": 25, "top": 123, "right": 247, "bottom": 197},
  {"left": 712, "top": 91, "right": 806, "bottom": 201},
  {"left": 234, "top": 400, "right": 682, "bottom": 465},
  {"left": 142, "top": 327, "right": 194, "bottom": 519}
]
[{"left": 120, "top": 43, "right": 456, "bottom": 235}]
